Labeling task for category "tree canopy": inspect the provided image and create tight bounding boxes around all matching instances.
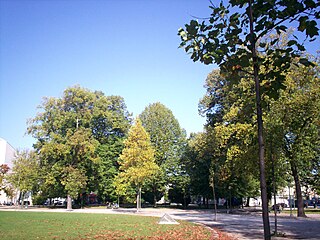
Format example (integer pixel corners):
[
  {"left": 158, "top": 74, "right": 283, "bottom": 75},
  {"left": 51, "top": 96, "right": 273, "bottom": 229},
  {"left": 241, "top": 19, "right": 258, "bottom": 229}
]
[
  {"left": 115, "top": 118, "right": 159, "bottom": 211},
  {"left": 139, "top": 102, "right": 187, "bottom": 206},
  {"left": 179, "top": 1, "right": 319, "bottom": 238},
  {"left": 27, "top": 86, "right": 131, "bottom": 208}
]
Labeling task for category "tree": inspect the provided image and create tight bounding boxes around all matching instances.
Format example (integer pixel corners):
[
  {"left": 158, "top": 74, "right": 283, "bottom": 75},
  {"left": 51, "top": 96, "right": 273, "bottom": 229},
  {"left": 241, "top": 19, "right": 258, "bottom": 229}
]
[
  {"left": 115, "top": 118, "right": 159, "bottom": 211},
  {"left": 198, "top": 69, "right": 261, "bottom": 204},
  {"left": 8, "top": 150, "right": 41, "bottom": 207},
  {"left": 266, "top": 60, "right": 320, "bottom": 217},
  {"left": 93, "top": 140, "right": 123, "bottom": 203},
  {"left": 179, "top": 1, "right": 319, "bottom": 239},
  {"left": 0, "top": 164, "right": 10, "bottom": 190},
  {"left": 139, "top": 102, "right": 187, "bottom": 206},
  {"left": 28, "top": 86, "right": 131, "bottom": 209},
  {"left": 183, "top": 133, "right": 212, "bottom": 205},
  {"left": 0, "top": 164, "right": 13, "bottom": 202}
]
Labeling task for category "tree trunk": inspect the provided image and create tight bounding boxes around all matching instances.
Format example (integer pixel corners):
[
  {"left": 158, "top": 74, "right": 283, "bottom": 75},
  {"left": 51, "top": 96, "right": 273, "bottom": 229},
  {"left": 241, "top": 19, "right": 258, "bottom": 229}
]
[
  {"left": 272, "top": 153, "right": 278, "bottom": 235},
  {"left": 248, "top": 1, "right": 271, "bottom": 239},
  {"left": 67, "top": 195, "right": 72, "bottom": 210},
  {"left": 137, "top": 187, "right": 141, "bottom": 212},
  {"left": 153, "top": 193, "right": 157, "bottom": 208},
  {"left": 290, "top": 161, "right": 307, "bottom": 217},
  {"left": 153, "top": 184, "right": 157, "bottom": 208},
  {"left": 270, "top": 139, "right": 278, "bottom": 235},
  {"left": 246, "top": 197, "right": 250, "bottom": 207},
  {"left": 212, "top": 176, "right": 217, "bottom": 221}
]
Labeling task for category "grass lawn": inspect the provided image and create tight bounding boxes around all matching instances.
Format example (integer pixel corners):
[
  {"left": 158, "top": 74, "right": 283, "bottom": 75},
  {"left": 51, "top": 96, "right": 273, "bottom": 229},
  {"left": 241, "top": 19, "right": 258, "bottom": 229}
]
[
  {"left": 282, "top": 208, "right": 320, "bottom": 215},
  {"left": 0, "top": 211, "right": 232, "bottom": 239}
]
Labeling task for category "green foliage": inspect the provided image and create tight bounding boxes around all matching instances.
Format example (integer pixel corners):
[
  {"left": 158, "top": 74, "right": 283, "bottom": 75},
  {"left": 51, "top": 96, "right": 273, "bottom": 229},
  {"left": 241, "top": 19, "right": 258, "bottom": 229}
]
[
  {"left": 266, "top": 60, "right": 320, "bottom": 206},
  {"left": 139, "top": 102, "right": 186, "bottom": 166},
  {"left": 27, "top": 86, "right": 131, "bottom": 202},
  {"left": 93, "top": 141, "right": 123, "bottom": 202},
  {"left": 139, "top": 102, "right": 187, "bottom": 205},
  {"left": 115, "top": 118, "right": 159, "bottom": 208},
  {"left": 0, "top": 164, "right": 10, "bottom": 191},
  {"left": 8, "top": 150, "right": 41, "bottom": 194},
  {"left": 183, "top": 132, "right": 212, "bottom": 199},
  {"left": 179, "top": 2, "right": 319, "bottom": 234},
  {"left": 197, "top": 57, "right": 319, "bottom": 213},
  {"left": 179, "top": 0, "right": 319, "bottom": 92},
  {"left": 117, "top": 119, "right": 158, "bottom": 187},
  {"left": 113, "top": 173, "right": 136, "bottom": 203},
  {"left": 197, "top": 69, "right": 261, "bottom": 199},
  {"left": 60, "top": 166, "right": 87, "bottom": 199}
]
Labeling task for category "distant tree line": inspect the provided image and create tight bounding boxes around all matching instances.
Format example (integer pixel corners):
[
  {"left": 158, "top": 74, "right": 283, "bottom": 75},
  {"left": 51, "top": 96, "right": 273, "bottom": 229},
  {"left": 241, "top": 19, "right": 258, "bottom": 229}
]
[{"left": 5, "top": 54, "right": 319, "bottom": 214}]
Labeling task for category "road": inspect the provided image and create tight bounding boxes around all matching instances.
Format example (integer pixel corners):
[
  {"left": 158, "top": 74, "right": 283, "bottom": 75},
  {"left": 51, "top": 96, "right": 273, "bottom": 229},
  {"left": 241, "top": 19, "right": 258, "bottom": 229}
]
[
  {"left": 1, "top": 206, "right": 319, "bottom": 239},
  {"left": 166, "top": 210, "right": 320, "bottom": 239}
]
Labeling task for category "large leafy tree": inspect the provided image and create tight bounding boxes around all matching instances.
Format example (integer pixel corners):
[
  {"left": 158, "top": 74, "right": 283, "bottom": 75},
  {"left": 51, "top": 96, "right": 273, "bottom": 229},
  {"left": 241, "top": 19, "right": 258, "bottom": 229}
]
[
  {"left": 139, "top": 102, "right": 187, "bottom": 206},
  {"left": 198, "top": 70, "right": 260, "bottom": 206},
  {"left": 266, "top": 61, "right": 320, "bottom": 216},
  {"left": 183, "top": 132, "right": 213, "bottom": 207},
  {"left": 115, "top": 118, "right": 159, "bottom": 211},
  {"left": 179, "top": 1, "right": 319, "bottom": 238},
  {"left": 93, "top": 139, "right": 123, "bottom": 203},
  {"left": 28, "top": 86, "right": 131, "bottom": 209}
]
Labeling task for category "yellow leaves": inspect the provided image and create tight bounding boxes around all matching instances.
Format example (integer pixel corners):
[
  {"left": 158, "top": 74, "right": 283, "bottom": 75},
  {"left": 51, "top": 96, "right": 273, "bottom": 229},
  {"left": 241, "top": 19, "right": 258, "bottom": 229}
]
[
  {"left": 226, "top": 145, "right": 242, "bottom": 162},
  {"left": 60, "top": 166, "right": 87, "bottom": 198},
  {"left": 215, "top": 122, "right": 253, "bottom": 147},
  {"left": 223, "top": 105, "right": 240, "bottom": 122},
  {"left": 117, "top": 118, "right": 159, "bottom": 188}
]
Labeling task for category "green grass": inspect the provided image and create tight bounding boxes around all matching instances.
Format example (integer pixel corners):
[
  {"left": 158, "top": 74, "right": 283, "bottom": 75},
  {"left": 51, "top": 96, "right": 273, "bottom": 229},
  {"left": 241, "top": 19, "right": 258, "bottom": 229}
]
[
  {"left": 0, "top": 211, "right": 216, "bottom": 239},
  {"left": 282, "top": 208, "right": 320, "bottom": 215}
]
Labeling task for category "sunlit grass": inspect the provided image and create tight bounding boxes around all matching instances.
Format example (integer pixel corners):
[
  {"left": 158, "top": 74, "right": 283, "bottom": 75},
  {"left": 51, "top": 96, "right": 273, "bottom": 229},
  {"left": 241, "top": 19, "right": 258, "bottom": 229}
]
[
  {"left": 282, "top": 208, "right": 320, "bottom": 215},
  {"left": 0, "top": 211, "right": 218, "bottom": 239}
]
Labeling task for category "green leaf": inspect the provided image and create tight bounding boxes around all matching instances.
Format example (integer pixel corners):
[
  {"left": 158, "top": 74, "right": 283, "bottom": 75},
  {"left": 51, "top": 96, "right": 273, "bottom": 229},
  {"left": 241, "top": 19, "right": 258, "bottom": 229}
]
[
  {"left": 287, "top": 40, "right": 297, "bottom": 46},
  {"left": 298, "top": 16, "right": 308, "bottom": 31},
  {"left": 299, "top": 58, "right": 315, "bottom": 67},
  {"left": 306, "top": 20, "right": 319, "bottom": 38}
]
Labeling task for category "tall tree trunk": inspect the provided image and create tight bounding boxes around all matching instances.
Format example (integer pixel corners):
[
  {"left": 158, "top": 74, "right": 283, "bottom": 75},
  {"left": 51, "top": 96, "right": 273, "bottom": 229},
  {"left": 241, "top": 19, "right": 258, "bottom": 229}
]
[
  {"left": 248, "top": 1, "right": 271, "bottom": 239},
  {"left": 67, "top": 195, "right": 72, "bottom": 210},
  {"left": 137, "top": 186, "right": 142, "bottom": 212},
  {"left": 246, "top": 197, "right": 250, "bottom": 207},
  {"left": 153, "top": 193, "right": 157, "bottom": 208},
  {"left": 211, "top": 176, "right": 217, "bottom": 221},
  {"left": 153, "top": 184, "right": 157, "bottom": 208},
  {"left": 290, "top": 161, "right": 307, "bottom": 217},
  {"left": 272, "top": 152, "right": 278, "bottom": 235}
]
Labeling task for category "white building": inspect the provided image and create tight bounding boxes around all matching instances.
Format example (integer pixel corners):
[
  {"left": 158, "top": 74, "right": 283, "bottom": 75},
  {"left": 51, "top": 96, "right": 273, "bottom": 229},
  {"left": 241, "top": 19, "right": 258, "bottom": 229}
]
[
  {"left": 0, "top": 138, "right": 16, "bottom": 205},
  {"left": 0, "top": 138, "right": 15, "bottom": 169}
]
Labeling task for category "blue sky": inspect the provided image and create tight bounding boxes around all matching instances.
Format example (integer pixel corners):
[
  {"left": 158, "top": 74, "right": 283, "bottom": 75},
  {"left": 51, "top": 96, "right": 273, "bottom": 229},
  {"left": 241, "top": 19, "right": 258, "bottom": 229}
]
[
  {"left": 1, "top": 1, "right": 319, "bottom": 151},
  {"left": 0, "top": 0, "right": 214, "bottom": 150}
]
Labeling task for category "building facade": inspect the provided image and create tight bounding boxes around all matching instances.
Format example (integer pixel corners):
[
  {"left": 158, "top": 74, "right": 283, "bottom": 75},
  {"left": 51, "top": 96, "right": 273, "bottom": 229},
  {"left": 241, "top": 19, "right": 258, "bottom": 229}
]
[{"left": 0, "top": 138, "right": 16, "bottom": 205}]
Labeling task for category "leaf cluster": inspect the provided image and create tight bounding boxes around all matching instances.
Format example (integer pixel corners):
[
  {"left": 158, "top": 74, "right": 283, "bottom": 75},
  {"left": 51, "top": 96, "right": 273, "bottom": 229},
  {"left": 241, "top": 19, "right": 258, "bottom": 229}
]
[{"left": 179, "top": 0, "right": 319, "bottom": 97}]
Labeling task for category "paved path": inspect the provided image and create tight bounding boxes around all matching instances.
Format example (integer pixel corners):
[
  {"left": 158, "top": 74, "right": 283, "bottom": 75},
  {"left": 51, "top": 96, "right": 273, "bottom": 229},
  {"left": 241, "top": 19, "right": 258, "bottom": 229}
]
[{"left": 1, "top": 206, "right": 319, "bottom": 239}]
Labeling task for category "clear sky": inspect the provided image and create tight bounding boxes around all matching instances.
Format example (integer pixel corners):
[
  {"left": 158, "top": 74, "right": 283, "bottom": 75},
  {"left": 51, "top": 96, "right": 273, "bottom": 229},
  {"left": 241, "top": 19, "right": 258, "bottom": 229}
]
[{"left": 0, "top": 0, "right": 215, "bottom": 150}]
